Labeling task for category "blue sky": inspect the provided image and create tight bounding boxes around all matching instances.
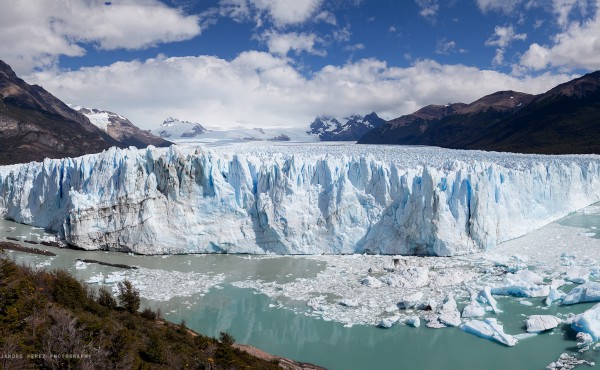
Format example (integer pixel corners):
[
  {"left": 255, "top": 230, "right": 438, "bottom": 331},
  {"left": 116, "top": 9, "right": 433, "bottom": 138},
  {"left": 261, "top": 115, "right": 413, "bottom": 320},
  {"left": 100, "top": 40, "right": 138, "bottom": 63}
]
[{"left": 2, "top": 0, "right": 599, "bottom": 129}]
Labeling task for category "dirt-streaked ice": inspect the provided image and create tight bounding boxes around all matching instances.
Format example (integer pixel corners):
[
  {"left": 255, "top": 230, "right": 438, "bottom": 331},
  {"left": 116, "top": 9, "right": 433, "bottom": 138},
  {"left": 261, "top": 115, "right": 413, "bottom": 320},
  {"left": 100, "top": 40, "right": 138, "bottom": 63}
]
[{"left": 1, "top": 144, "right": 600, "bottom": 255}]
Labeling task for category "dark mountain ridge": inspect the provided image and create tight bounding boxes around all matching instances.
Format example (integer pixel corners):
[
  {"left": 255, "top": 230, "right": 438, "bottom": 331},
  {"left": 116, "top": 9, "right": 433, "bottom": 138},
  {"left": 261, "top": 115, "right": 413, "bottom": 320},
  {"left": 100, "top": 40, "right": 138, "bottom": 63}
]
[
  {"left": 0, "top": 60, "right": 124, "bottom": 165},
  {"left": 359, "top": 72, "right": 600, "bottom": 154}
]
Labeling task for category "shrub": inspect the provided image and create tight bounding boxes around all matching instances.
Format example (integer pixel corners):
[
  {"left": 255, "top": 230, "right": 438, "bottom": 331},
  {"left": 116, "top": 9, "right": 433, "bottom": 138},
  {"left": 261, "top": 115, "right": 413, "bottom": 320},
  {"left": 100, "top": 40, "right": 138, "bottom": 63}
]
[{"left": 117, "top": 280, "right": 140, "bottom": 314}]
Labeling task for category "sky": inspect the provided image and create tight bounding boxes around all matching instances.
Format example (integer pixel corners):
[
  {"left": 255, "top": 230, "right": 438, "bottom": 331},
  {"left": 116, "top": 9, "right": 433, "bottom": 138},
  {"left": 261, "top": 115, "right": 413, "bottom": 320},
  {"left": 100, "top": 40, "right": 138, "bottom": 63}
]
[{"left": 1, "top": 0, "right": 600, "bottom": 129}]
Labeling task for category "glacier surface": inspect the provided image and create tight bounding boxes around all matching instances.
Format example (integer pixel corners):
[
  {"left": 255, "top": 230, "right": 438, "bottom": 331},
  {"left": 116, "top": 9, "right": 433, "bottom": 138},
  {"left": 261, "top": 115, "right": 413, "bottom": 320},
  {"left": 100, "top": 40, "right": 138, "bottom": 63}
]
[{"left": 1, "top": 143, "right": 600, "bottom": 255}]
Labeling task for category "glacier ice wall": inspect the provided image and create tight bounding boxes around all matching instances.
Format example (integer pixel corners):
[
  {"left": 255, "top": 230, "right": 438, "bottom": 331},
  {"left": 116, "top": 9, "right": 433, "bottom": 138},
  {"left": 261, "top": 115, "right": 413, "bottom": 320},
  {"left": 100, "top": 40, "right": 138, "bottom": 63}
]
[{"left": 0, "top": 144, "right": 599, "bottom": 256}]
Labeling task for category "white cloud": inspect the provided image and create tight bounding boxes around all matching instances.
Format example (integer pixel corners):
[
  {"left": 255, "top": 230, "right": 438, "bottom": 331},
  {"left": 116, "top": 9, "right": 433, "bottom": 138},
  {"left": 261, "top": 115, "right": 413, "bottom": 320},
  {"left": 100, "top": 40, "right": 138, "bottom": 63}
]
[
  {"left": 485, "top": 25, "right": 527, "bottom": 48},
  {"left": 27, "top": 54, "right": 574, "bottom": 130},
  {"left": 485, "top": 25, "right": 527, "bottom": 65},
  {"left": 476, "top": 0, "right": 524, "bottom": 13},
  {"left": 0, "top": 0, "right": 201, "bottom": 74},
  {"left": 435, "top": 39, "right": 457, "bottom": 55},
  {"left": 258, "top": 30, "right": 325, "bottom": 56},
  {"left": 343, "top": 43, "right": 365, "bottom": 52},
  {"left": 520, "top": 5, "right": 600, "bottom": 70},
  {"left": 221, "top": 0, "right": 322, "bottom": 27},
  {"left": 415, "top": 0, "right": 439, "bottom": 21},
  {"left": 314, "top": 11, "right": 337, "bottom": 25},
  {"left": 553, "top": 0, "right": 589, "bottom": 28}
]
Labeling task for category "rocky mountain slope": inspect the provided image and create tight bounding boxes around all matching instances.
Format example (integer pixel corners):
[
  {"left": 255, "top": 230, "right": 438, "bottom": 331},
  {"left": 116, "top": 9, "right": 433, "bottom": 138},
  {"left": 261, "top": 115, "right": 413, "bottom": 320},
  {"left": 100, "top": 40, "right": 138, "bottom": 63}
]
[
  {"left": 73, "top": 106, "right": 171, "bottom": 148},
  {"left": 308, "top": 112, "right": 386, "bottom": 141},
  {"left": 359, "top": 71, "right": 600, "bottom": 154},
  {"left": 0, "top": 60, "right": 123, "bottom": 165}
]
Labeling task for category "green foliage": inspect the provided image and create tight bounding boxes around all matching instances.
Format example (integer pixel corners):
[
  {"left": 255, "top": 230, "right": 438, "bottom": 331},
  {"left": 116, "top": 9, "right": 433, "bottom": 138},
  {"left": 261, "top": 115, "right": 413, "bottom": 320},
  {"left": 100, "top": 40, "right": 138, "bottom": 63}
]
[
  {"left": 219, "top": 331, "right": 235, "bottom": 346},
  {"left": 116, "top": 280, "right": 140, "bottom": 314},
  {"left": 96, "top": 286, "right": 117, "bottom": 309},
  {"left": 0, "top": 256, "right": 282, "bottom": 369}
]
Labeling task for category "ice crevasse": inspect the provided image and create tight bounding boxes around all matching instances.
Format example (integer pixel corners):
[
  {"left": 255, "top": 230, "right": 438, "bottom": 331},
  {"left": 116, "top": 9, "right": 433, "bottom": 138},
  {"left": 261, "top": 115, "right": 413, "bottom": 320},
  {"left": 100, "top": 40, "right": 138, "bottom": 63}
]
[{"left": 0, "top": 144, "right": 599, "bottom": 256}]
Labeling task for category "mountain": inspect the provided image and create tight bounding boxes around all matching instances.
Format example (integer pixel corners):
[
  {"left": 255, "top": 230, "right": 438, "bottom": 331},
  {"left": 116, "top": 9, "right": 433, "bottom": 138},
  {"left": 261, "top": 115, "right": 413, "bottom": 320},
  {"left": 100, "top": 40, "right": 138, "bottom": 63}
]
[
  {"left": 359, "top": 91, "right": 535, "bottom": 148},
  {"left": 307, "top": 112, "right": 386, "bottom": 141},
  {"left": 73, "top": 106, "right": 171, "bottom": 148},
  {"left": 0, "top": 60, "right": 124, "bottom": 165},
  {"left": 359, "top": 72, "right": 600, "bottom": 154},
  {"left": 153, "top": 117, "right": 208, "bottom": 139}
]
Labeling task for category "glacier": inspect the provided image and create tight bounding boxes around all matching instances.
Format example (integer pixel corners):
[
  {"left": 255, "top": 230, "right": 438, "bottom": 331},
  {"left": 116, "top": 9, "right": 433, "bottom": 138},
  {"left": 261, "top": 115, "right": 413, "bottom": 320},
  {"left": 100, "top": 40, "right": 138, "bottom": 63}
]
[{"left": 1, "top": 143, "right": 600, "bottom": 255}]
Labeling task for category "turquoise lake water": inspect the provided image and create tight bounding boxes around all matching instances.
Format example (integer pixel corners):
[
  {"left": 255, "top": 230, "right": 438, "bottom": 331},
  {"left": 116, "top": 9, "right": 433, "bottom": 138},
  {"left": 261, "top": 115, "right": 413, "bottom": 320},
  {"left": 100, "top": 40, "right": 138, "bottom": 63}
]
[{"left": 2, "top": 216, "right": 599, "bottom": 370}]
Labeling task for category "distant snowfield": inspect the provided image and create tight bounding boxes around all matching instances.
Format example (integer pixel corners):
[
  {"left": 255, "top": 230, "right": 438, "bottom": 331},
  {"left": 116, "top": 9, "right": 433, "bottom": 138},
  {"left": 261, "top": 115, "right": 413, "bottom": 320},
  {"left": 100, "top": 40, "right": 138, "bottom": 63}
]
[{"left": 1, "top": 142, "right": 600, "bottom": 256}]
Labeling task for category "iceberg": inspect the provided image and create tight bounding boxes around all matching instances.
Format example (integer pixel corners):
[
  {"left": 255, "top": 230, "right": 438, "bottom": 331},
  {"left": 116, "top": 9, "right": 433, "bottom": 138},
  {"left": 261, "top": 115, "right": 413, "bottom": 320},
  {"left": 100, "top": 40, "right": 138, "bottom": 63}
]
[
  {"left": 462, "top": 300, "right": 486, "bottom": 318},
  {"left": 479, "top": 287, "right": 502, "bottom": 314},
  {"left": 460, "top": 318, "right": 518, "bottom": 346},
  {"left": 406, "top": 316, "right": 421, "bottom": 328},
  {"left": 378, "top": 317, "right": 398, "bottom": 328},
  {"left": 1, "top": 144, "right": 600, "bottom": 255},
  {"left": 525, "top": 315, "right": 561, "bottom": 333},
  {"left": 562, "top": 282, "right": 600, "bottom": 305},
  {"left": 491, "top": 284, "right": 550, "bottom": 298},
  {"left": 571, "top": 303, "right": 600, "bottom": 340},
  {"left": 437, "top": 296, "right": 462, "bottom": 327}
]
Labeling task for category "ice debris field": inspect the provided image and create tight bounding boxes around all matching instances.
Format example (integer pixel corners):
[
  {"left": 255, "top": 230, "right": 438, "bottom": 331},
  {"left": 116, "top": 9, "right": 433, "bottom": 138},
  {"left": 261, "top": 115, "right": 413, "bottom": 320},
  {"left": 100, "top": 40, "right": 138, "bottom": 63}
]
[{"left": 1, "top": 144, "right": 600, "bottom": 255}]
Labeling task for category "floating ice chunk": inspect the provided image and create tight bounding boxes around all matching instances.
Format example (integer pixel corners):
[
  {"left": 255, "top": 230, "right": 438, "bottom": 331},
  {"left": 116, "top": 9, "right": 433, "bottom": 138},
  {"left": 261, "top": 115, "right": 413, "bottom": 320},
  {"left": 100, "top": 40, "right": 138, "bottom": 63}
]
[
  {"left": 513, "top": 333, "right": 538, "bottom": 340},
  {"left": 437, "top": 296, "right": 462, "bottom": 327},
  {"left": 478, "top": 287, "right": 502, "bottom": 313},
  {"left": 406, "top": 316, "right": 421, "bottom": 328},
  {"left": 462, "top": 300, "right": 486, "bottom": 318},
  {"left": 105, "top": 272, "right": 126, "bottom": 284},
  {"left": 460, "top": 318, "right": 518, "bottom": 346},
  {"left": 571, "top": 303, "right": 600, "bottom": 340},
  {"left": 378, "top": 316, "right": 399, "bottom": 328},
  {"left": 339, "top": 299, "right": 359, "bottom": 307},
  {"left": 505, "top": 270, "right": 544, "bottom": 285},
  {"left": 307, "top": 297, "right": 327, "bottom": 311},
  {"left": 526, "top": 315, "right": 562, "bottom": 333},
  {"left": 519, "top": 300, "right": 534, "bottom": 306},
  {"left": 379, "top": 267, "right": 429, "bottom": 288},
  {"left": 86, "top": 273, "right": 104, "bottom": 284},
  {"left": 361, "top": 276, "right": 383, "bottom": 288},
  {"left": 491, "top": 284, "right": 550, "bottom": 298},
  {"left": 562, "top": 282, "right": 600, "bottom": 305},
  {"left": 564, "top": 267, "right": 589, "bottom": 284},
  {"left": 546, "top": 353, "right": 595, "bottom": 369},
  {"left": 545, "top": 288, "right": 566, "bottom": 306},
  {"left": 75, "top": 261, "right": 88, "bottom": 269},
  {"left": 397, "top": 291, "right": 424, "bottom": 309},
  {"left": 576, "top": 332, "right": 593, "bottom": 351}
]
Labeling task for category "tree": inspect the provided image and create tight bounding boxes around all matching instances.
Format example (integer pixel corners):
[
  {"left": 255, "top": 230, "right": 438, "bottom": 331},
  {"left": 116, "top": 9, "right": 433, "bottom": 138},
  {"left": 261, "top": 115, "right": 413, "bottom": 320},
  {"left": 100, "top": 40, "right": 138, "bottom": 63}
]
[
  {"left": 116, "top": 280, "right": 140, "bottom": 313},
  {"left": 97, "top": 286, "right": 117, "bottom": 309}
]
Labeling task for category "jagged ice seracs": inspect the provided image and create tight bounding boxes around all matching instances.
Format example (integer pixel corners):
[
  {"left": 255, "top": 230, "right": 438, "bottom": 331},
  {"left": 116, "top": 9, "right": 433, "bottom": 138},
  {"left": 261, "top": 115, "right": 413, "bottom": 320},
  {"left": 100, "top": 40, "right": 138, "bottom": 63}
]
[{"left": 1, "top": 143, "right": 600, "bottom": 255}]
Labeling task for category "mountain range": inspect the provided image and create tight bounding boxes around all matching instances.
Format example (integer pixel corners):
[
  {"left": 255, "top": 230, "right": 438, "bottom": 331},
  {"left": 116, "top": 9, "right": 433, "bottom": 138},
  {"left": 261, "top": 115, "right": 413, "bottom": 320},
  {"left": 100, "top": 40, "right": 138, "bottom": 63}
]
[
  {"left": 307, "top": 112, "right": 386, "bottom": 141},
  {"left": 0, "top": 60, "right": 168, "bottom": 165},
  {"left": 74, "top": 106, "right": 171, "bottom": 148},
  {"left": 359, "top": 71, "right": 600, "bottom": 154}
]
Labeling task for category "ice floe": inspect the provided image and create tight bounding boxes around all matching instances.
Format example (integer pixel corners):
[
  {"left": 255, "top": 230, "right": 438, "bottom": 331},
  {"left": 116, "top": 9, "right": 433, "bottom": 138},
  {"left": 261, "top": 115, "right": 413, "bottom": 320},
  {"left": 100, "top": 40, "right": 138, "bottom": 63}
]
[
  {"left": 525, "top": 315, "right": 562, "bottom": 333},
  {"left": 571, "top": 303, "right": 600, "bottom": 340},
  {"left": 562, "top": 282, "right": 600, "bottom": 305},
  {"left": 460, "top": 318, "right": 518, "bottom": 346}
]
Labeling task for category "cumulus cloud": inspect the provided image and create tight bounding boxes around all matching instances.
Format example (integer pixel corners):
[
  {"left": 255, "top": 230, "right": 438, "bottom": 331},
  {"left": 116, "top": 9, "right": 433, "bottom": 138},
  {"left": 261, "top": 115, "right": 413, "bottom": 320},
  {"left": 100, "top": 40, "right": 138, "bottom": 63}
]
[
  {"left": 476, "top": 0, "right": 524, "bottom": 13},
  {"left": 27, "top": 54, "right": 574, "bottom": 130},
  {"left": 485, "top": 25, "right": 527, "bottom": 65},
  {"left": 520, "top": 4, "right": 600, "bottom": 70},
  {"left": 552, "top": 0, "right": 590, "bottom": 28},
  {"left": 435, "top": 39, "right": 464, "bottom": 55},
  {"left": 415, "top": 0, "right": 439, "bottom": 21},
  {"left": 0, "top": 0, "right": 201, "bottom": 74},
  {"left": 220, "top": 0, "right": 322, "bottom": 27},
  {"left": 257, "top": 30, "right": 325, "bottom": 56}
]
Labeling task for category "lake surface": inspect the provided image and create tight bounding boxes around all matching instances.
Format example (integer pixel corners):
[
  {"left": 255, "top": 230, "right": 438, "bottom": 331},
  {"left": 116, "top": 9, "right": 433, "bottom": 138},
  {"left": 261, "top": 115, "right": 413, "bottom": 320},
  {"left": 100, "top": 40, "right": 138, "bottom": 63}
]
[{"left": 2, "top": 207, "right": 600, "bottom": 370}]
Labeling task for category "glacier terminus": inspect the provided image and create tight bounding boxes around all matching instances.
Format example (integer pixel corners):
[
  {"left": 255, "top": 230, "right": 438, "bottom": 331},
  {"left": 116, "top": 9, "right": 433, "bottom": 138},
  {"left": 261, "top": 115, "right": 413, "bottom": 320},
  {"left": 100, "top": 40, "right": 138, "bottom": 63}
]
[{"left": 1, "top": 143, "right": 600, "bottom": 256}]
